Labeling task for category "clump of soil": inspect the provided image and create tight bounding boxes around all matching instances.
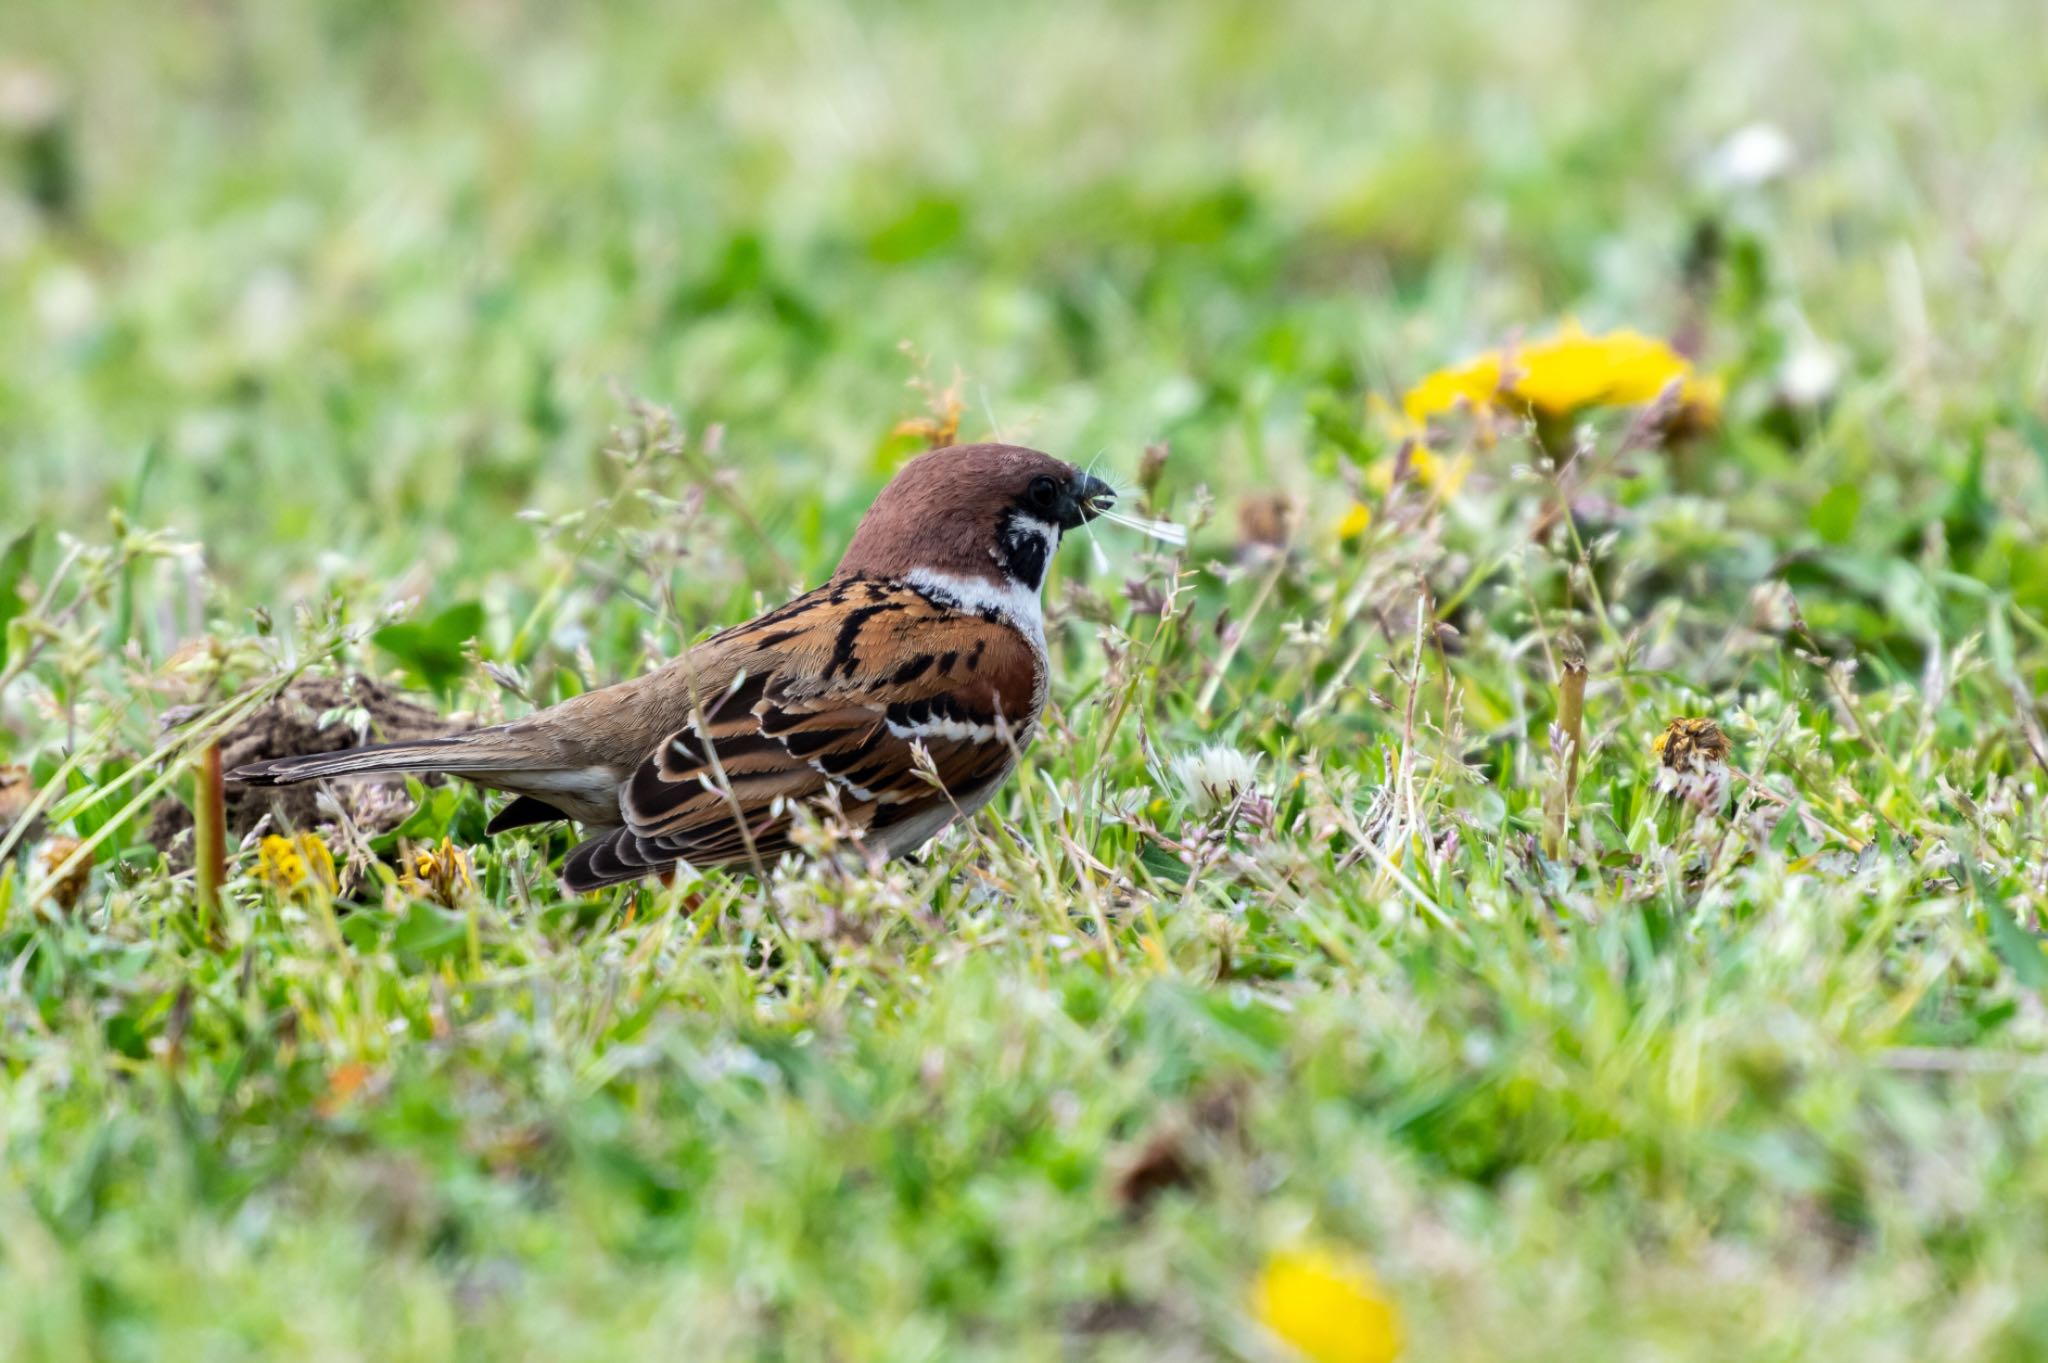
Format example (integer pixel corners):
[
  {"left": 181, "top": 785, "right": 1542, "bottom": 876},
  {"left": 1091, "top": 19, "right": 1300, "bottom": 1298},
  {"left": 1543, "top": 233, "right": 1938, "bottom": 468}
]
[{"left": 149, "top": 674, "right": 465, "bottom": 860}]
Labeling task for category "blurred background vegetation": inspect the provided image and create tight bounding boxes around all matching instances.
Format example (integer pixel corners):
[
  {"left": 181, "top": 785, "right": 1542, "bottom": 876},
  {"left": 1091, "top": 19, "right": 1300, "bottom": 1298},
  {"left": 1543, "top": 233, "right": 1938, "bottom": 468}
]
[
  {"left": 5, "top": 0, "right": 2042, "bottom": 599},
  {"left": 5, "top": 1, "right": 2048, "bottom": 1360}
]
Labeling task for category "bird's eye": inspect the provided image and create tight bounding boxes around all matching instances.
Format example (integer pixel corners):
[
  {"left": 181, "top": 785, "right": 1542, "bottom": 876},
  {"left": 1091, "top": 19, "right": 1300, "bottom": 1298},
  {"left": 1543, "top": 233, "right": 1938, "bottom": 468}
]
[{"left": 1027, "top": 476, "right": 1060, "bottom": 512}]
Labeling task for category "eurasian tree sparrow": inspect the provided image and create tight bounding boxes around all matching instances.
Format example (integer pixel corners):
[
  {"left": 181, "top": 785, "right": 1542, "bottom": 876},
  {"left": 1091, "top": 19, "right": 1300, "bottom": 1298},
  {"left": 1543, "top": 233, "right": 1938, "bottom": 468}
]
[{"left": 233, "top": 443, "right": 1136, "bottom": 891}]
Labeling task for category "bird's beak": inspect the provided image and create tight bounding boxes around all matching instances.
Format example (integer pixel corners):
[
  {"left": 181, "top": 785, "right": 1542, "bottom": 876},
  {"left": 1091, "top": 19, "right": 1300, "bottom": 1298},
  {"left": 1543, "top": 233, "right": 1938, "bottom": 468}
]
[{"left": 1069, "top": 473, "right": 1116, "bottom": 529}]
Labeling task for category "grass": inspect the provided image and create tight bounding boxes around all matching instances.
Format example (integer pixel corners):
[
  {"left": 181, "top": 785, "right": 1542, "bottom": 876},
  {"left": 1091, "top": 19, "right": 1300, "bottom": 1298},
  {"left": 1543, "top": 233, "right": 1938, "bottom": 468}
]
[{"left": 4, "top": 0, "right": 2048, "bottom": 1358}]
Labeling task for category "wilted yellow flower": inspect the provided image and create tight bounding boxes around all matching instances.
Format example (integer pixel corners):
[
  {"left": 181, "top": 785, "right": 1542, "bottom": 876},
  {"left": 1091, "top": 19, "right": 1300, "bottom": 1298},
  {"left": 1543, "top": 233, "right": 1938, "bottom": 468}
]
[
  {"left": 1389, "top": 322, "right": 1721, "bottom": 451},
  {"left": 400, "top": 836, "right": 476, "bottom": 907},
  {"left": 1252, "top": 1245, "right": 1403, "bottom": 1363},
  {"left": 257, "top": 832, "right": 339, "bottom": 898},
  {"left": 34, "top": 836, "right": 92, "bottom": 911},
  {"left": 1652, "top": 716, "right": 1732, "bottom": 810}
]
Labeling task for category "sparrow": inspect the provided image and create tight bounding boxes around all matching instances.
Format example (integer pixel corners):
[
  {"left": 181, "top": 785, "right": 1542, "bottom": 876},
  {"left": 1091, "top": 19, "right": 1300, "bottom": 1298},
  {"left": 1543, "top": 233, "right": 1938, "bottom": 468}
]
[{"left": 232, "top": 443, "right": 1120, "bottom": 892}]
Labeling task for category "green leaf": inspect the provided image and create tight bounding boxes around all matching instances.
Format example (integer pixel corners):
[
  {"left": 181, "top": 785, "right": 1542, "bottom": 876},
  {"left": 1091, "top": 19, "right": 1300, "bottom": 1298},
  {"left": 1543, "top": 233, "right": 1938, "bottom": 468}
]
[
  {"left": 1809, "top": 483, "right": 1861, "bottom": 545},
  {"left": 339, "top": 911, "right": 387, "bottom": 952},
  {"left": 2016, "top": 402, "right": 2048, "bottom": 483},
  {"left": 373, "top": 601, "right": 485, "bottom": 694},
  {"left": 1768, "top": 806, "right": 1799, "bottom": 854},
  {"left": 1139, "top": 842, "right": 1191, "bottom": 885},
  {"left": 864, "top": 194, "right": 965, "bottom": 264},
  {"left": 1974, "top": 862, "right": 2048, "bottom": 991},
  {"left": 370, "top": 778, "right": 465, "bottom": 854},
  {"left": 0, "top": 526, "right": 35, "bottom": 668},
  {"left": 393, "top": 901, "right": 467, "bottom": 967}
]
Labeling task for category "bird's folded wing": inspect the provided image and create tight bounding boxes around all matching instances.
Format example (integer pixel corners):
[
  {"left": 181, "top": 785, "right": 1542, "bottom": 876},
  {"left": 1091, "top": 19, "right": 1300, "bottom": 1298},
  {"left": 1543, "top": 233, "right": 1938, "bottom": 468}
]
[{"left": 583, "top": 579, "right": 1043, "bottom": 879}]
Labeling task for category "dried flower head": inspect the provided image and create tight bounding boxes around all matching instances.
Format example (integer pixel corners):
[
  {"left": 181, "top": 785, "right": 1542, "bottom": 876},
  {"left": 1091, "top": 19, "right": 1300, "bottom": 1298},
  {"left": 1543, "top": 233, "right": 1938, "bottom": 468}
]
[
  {"left": 400, "top": 836, "right": 476, "bottom": 907},
  {"left": 1236, "top": 492, "right": 1299, "bottom": 561},
  {"left": 256, "top": 832, "right": 339, "bottom": 898},
  {"left": 1251, "top": 1245, "right": 1403, "bottom": 1363},
  {"left": 34, "top": 836, "right": 92, "bottom": 910},
  {"left": 1136, "top": 441, "right": 1170, "bottom": 499},
  {"left": 1653, "top": 717, "right": 1732, "bottom": 810},
  {"left": 890, "top": 350, "right": 964, "bottom": 449}
]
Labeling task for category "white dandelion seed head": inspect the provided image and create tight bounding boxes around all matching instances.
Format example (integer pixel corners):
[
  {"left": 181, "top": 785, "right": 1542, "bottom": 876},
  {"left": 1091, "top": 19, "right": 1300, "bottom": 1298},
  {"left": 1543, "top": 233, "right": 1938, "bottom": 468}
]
[{"left": 1171, "top": 743, "right": 1263, "bottom": 818}]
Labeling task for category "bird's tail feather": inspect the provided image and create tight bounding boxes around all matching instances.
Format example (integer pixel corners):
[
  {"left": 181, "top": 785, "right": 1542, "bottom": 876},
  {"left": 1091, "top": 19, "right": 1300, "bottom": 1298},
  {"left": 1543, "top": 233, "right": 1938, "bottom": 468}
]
[{"left": 230, "top": 736, "right": 519, "bottom": 786}]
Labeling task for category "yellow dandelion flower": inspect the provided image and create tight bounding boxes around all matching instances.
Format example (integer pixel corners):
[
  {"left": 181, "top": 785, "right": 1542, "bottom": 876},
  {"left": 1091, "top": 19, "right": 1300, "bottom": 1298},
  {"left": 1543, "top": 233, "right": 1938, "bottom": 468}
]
[
  {"left": 1400, "top": 353, "right": 1503, "bottom": 426},
  {"left": 1511, "top": 323, "right": 1694, "bottom": 415},
  {"left": 1252, "top": 1246, "right": 1403, "bottom": 1363},
  {"left": 256, "top": 832, "right": 338, "bottom": 898},
  {"left": 1392, "top": 321, "right": 1720, "bottom": 454},
  {"left": 400, "top": 836, "right": 476, "bottom": 907},
  {"left": 256, "top": 835, "right": 305, "bottom": 890},
  {"left": 1336, "top": 502, "right": 1372, "bottom": 542}
]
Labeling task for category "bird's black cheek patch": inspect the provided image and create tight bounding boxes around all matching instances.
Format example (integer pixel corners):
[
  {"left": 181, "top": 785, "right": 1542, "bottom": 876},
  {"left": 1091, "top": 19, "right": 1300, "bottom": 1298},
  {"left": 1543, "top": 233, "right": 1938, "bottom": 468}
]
[{"left": 997, "top": 512, "right": 1053, "bottom": 591}]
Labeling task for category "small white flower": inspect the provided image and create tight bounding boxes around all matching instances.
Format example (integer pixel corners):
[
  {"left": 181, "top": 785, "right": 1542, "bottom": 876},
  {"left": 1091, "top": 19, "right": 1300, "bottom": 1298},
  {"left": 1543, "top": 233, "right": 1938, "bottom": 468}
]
[
  {"left": 1778, "top": 340, "right": 1842, "bottom": 408},
  {"left": 235, "top": 267, "right": 304, "bottom": 361},
  {"left": 1704, "top": 122, "right": 1795, "bottom": 190},
  {"left": 1171, "top": 743, "right": 1263, "bottom": 818},
  {"left": 35, "top": 264, "right": 97, "bottom": 340},
  {"left": 0, "top": 64, "right": 65, "bottom": 131}
]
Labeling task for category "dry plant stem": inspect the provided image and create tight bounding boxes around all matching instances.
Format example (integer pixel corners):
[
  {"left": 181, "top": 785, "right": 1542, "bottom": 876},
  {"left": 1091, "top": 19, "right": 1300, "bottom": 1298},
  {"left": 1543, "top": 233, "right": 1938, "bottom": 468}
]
[
  {"left": 670, "top": 661, "right": 799, "bottom": 950},
  {"left": 1195, "top": 551, "right": 1287, "bottom": 718},
  {"left": 2006, "top": 677, "right": 2048, "bottom": 779},
  {"left": 0, "top": 539, "right": 86, "bottom": 695},
  {"left": 0, "top": 711, "right": 120, "bottom": 867},
  {"left": 1879, "top": 1047, "right": 2048, "bottom": 1077},
  {"left": 1305, "top": 551, "right": 1393, "bottom": 720},
  {"left": 1311, "top": 770, "right": 1460, "bottom": 937},
  {"left": 1086, "top": 573, "right": 1189, "bottom": 843},
  {"left": 1544, "top": 636, "right": 1588, "bottom": 859},
  {"left": 26, "top": 677, "right": 292, "bottom": 908},
  {"left": 1399, "top": 592, "right": 1428, "bottom": 842},
  {"left": 193, "top": 743, "right": 226, "bottom": 931},
  {"left": 507, "top": 455, "right": 662, "bottom": 660},
  {"left": 675, "top": 444, "right": 796, "bottom": 585}
]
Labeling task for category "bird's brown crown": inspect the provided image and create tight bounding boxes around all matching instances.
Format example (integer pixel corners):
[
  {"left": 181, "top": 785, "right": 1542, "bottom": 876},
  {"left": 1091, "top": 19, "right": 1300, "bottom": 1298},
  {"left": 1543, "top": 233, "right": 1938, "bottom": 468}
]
[{"left": 834, "top": 443, "right": 1114, "bottom": 590}]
